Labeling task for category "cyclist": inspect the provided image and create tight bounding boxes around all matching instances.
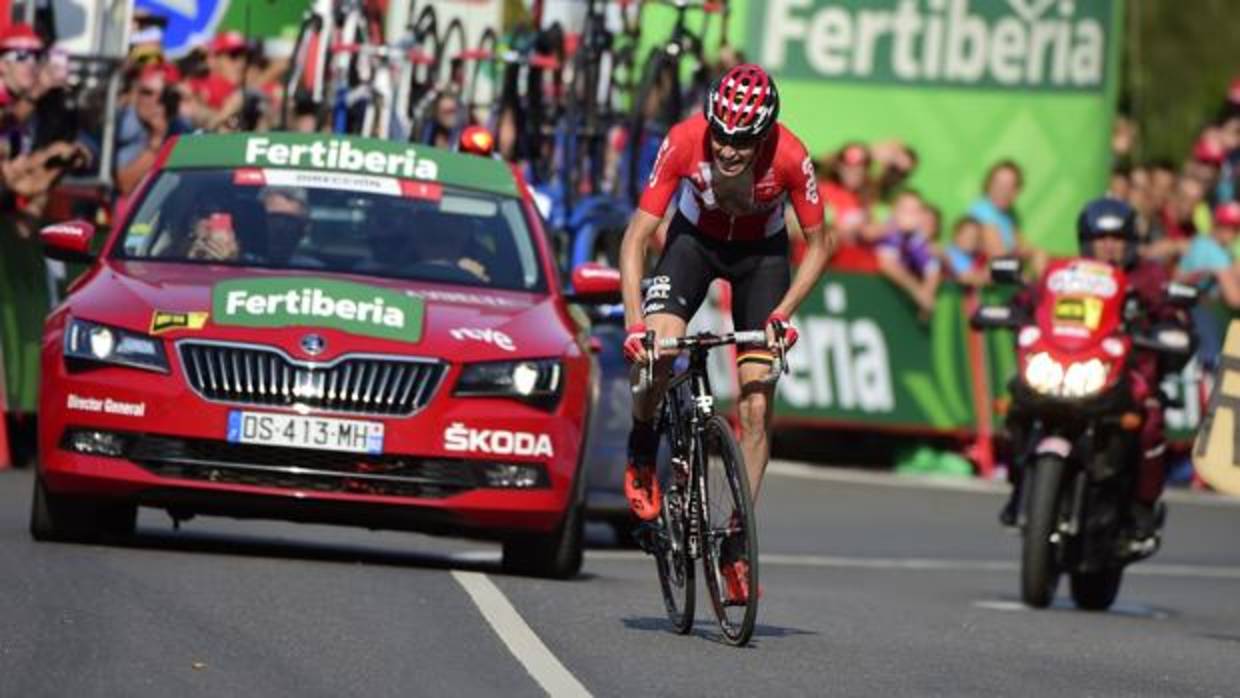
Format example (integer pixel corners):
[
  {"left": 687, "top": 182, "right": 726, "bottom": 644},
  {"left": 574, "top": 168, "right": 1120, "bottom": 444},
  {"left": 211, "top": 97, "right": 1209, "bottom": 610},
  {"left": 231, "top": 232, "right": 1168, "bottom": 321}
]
[
  {"left": 999, "top": 197, "right": 1191, "bottom": 552},
  {"left": 619, "top": 64, "right": 833, "bottom": 575}
]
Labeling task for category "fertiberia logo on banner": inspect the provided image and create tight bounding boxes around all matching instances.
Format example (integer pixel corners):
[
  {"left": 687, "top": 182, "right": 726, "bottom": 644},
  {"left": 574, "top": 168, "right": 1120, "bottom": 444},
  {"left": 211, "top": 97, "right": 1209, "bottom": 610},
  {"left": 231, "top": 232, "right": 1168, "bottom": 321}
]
[{"left": 759, "top": 0, "right": 1110, "bottom": 91}]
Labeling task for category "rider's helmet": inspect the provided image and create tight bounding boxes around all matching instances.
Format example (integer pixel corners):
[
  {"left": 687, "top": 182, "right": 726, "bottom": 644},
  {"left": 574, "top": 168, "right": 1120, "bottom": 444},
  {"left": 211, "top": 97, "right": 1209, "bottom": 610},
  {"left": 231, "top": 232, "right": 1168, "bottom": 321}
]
[
  {"left": 1077, "top": 196, "right": 1139, "bottom": 267},
  {"left": 704, "top": 64, "right": 780, "bottom": 146},
  {"left": 458, "top": 125, "right": 496, "bottom": 157}
]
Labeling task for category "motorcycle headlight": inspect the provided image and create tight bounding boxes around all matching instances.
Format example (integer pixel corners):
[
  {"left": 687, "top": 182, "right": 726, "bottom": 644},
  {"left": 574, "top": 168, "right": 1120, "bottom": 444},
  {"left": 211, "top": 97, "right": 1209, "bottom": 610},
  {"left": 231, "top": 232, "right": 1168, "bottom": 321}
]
[
  {"left": 1061, "top": 358, "right": 1108, "bottom": 398},
  {"left": 455, "top": 359, "right": 563, "bottom": 409},
  {"left": 64, "top": 318, "right": 169, "bottom": 373},
  {"left": 1023, "top": 352, "right": 1109, "bottom": 398},
  {"left": 1023, "top": 352, "right": 1064, "bottom": 395}
]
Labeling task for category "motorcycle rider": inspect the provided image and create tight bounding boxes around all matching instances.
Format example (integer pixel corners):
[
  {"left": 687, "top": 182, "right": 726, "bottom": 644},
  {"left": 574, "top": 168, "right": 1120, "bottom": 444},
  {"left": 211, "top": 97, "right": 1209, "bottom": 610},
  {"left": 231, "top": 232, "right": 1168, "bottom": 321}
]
[{"left": 999, "top": 197, "right": 1191, "bottom": 552}]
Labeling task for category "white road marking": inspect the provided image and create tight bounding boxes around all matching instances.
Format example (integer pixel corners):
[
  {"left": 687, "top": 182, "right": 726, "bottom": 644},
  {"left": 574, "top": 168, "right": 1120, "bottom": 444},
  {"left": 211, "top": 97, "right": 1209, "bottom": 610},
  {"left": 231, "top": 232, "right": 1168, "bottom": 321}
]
[
  {"left": 766, "top": 460, "right": 1240, "bottom": 508},
  {"left": 587, "top": 550, "right": 1240, "bottom": 579},
  {"left": 451, "top": 571, "right": 591, "bottom": 697},
  {"left": 972, "top": 599, "right": 1171, "bottom": 619}
]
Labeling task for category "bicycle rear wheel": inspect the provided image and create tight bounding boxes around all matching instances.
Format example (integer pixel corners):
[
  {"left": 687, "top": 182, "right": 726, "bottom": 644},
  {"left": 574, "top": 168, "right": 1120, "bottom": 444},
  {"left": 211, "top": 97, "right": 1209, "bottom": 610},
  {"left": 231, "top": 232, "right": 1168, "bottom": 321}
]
[
  {"left": 699, "top": 414, "right": 758, "bottom": 646},
  {"left": 653, "top": 416, "right": 695, "bottom": 634}
]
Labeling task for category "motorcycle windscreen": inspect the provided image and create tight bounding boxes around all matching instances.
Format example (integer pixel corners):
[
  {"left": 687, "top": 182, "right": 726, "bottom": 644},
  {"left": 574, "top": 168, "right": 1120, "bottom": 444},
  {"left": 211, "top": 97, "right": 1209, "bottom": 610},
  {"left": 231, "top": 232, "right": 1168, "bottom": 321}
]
[{"left": 1035, "top": 259, "right": 1128, "bottom": 353}]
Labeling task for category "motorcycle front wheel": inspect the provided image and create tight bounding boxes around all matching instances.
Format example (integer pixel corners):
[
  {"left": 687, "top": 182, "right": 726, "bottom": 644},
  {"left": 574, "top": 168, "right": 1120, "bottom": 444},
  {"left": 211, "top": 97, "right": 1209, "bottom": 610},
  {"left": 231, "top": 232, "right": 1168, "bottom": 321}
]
[
  {"left": 1070, "top": 567, "right": 1123, "bottom": 611},
  {"left": 1021, "top": 455, "right": 1066, "bottom": 608}
]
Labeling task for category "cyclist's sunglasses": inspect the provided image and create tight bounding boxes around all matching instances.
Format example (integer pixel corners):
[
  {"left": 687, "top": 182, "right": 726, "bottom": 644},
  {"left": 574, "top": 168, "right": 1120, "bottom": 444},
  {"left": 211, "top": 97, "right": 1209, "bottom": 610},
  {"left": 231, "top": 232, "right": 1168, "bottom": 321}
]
[{"left": 709, "top": 124, "right": 763, "bottom": 150}]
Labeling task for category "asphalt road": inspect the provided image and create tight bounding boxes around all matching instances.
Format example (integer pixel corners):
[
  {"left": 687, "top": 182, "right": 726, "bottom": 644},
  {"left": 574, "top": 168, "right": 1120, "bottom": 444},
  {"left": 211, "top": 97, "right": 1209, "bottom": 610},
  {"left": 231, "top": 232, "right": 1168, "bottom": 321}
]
[{"left": 2, "top": 463, "right": 1239, "bottom": 697}]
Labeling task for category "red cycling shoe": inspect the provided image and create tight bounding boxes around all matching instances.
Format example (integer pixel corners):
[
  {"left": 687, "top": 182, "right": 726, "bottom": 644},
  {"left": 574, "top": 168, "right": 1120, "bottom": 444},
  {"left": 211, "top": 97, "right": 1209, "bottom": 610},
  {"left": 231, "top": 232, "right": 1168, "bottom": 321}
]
[{"left": 624, "top": 463, "right": 662, "bottom": 521}]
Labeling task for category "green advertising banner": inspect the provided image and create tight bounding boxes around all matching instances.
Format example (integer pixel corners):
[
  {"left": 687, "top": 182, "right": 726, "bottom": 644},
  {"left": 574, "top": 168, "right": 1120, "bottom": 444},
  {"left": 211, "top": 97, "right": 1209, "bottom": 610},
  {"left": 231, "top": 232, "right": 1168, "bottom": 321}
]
[
  {"left": 697, "top": 272, "right": 981, "bottom": 433},
  {"left": 696, "top": 0, "right": 1124, "bottom": 255},
  {"left": 774, "top": 272, "right": 979, "bottom": 431}
]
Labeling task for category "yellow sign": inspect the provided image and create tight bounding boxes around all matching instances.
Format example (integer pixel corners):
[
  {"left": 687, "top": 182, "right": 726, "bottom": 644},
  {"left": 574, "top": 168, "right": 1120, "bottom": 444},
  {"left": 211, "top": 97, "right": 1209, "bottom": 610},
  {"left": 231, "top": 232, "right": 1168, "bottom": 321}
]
[
  {"left": 1193, "top": 320, "right": 1240, "bottom": 496},
  {"left": 150, "top": 311, "right": 209, "bottom": 335},
  {"left": 1052, "top": 296, "right": 1103, "bottom": 330}
]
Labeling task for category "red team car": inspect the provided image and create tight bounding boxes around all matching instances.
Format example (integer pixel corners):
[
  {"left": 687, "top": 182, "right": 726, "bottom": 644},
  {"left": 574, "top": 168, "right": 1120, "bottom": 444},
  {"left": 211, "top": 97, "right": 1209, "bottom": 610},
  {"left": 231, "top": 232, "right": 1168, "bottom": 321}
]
[{"left": 32, "top": 132, "right": 619, "bottom": 578}]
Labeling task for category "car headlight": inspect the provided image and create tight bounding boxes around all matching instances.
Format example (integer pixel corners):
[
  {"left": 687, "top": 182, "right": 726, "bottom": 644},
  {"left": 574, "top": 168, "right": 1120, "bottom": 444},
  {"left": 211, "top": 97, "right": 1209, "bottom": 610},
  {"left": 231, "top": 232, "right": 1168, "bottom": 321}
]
[
  {"left": 455, "top": 359, "right": 563, "bottom": 408},
  {"left": 1023, "top": 352, "right": 1108, "bottom": 398},
  {"left": 64, "top": 318, "right": 169, "bottom": 373}
]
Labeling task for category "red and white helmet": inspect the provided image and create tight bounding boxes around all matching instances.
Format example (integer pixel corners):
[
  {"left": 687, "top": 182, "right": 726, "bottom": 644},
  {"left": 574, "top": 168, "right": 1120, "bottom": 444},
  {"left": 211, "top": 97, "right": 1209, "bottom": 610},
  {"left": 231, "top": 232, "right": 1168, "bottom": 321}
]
[{"left": 704, "top": 64, "right": 780, "bottom": 145}]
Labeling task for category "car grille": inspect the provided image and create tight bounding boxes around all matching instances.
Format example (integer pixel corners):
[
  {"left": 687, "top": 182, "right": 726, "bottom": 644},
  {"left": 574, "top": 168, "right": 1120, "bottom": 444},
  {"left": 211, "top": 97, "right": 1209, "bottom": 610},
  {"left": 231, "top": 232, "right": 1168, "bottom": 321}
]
[
  {"left": 178, "top": 341, "right": 444, "bottom": 417},
  {"left": 126, "top": 434, "right": 481, "bottom": 499}
]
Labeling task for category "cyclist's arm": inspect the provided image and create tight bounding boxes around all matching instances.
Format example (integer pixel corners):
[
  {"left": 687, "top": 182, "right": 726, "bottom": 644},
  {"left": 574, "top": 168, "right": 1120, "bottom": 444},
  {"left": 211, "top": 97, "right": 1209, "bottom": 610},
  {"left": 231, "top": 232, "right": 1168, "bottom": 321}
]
[
  {"left": 772, "top": 149, "right": 833, "bottom": 318},
  {"left": 621, "top": 209, "right": 664, "bottom": 326},
  {"left": 623, "top": 128, "right": 689, "bottom": 325},
  {"left": 773, "top": 221, "right": 832, "bottom": 318}
]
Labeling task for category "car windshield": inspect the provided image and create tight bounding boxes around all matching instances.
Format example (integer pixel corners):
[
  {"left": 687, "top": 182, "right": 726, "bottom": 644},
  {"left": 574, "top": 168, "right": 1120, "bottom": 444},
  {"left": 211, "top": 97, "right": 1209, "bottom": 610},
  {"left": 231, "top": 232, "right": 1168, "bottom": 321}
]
[{"left": 114, "top": 168, "right": 545, "bottom": 292}]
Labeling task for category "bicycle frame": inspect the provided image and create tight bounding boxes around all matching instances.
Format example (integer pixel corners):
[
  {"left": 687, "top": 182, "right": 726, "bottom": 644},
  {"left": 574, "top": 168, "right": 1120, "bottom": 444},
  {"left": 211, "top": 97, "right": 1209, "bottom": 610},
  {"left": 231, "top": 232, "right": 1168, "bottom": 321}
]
[{"left": 660, "top": 344, "right": 719, "bottom": 561}]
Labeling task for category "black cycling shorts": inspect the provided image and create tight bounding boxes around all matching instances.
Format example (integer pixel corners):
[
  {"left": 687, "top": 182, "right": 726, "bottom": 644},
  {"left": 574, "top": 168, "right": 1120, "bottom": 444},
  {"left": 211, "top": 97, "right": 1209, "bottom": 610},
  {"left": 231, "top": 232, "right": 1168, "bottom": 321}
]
[{"left": 642, "top": 212, "right": 790, "bottom": 358}]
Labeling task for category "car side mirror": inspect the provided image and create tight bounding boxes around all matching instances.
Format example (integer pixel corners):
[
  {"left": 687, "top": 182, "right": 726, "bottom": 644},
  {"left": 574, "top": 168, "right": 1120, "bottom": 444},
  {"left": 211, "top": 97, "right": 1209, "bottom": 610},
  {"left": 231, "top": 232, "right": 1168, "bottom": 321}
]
[
  {"left": 40, "top": 219, "right": 96, "bottom": 264},
  {"left": 1166, "top": 281, "right": 1199, "bottom": 307},
  {"left": 989, "top": 257, "right": 1023, "bottom": 285},
  {"left": 970, "top": 304, "right": 1024, "bottom": 330},
  {"left": 566, "top": 262, "right": 621, "bottom": 304}
]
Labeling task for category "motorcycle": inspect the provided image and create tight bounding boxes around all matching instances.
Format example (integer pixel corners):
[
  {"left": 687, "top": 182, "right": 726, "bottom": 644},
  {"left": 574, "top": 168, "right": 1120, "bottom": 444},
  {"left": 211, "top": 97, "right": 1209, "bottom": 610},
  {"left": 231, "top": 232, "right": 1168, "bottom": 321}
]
[{"left": 972, "top": 257, "right": 1196, "bottom": 610}]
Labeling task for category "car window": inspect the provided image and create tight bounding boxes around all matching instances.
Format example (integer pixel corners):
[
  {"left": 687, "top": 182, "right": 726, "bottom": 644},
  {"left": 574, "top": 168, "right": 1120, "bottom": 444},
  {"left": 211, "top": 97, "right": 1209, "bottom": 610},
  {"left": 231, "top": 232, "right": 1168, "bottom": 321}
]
[{"left": 115, "top": 168, "right": 545, "bottom": 292}]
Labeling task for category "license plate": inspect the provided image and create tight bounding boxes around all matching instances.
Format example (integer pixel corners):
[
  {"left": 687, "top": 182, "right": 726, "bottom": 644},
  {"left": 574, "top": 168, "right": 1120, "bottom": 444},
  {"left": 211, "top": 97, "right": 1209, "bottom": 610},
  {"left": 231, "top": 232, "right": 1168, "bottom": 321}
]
[{"left": 226, "top": 411, "right": 385, "bottom": 454}]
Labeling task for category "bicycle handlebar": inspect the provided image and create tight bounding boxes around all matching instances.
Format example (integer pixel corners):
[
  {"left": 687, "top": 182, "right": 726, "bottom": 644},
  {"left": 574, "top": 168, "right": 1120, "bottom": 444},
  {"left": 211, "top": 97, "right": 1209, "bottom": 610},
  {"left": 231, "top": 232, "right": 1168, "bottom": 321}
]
[{"left": 632, "top": 329, "right": 787, "bottom": 396}]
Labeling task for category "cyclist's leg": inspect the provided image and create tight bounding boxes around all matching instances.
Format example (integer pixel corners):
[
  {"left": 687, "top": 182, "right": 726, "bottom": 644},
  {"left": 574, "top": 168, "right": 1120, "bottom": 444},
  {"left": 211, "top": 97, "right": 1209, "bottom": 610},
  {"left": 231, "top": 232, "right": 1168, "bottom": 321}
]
[
  {"left": 626, "top": 214, "right": 715, "bottom": 519},
  {"left": 725, "top": 233, "right": 791, "bottom": 503}
]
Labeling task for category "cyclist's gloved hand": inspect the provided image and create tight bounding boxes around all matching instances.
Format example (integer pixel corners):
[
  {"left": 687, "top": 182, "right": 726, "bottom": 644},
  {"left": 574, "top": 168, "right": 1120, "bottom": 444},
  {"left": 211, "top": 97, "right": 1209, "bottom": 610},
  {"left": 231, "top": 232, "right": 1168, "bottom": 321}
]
[
  {"left": 623, "top": 323, "right": 649, "bottom": 363},
  {"left": 766, "top": 312, "right": 799, "bottom": 350}
]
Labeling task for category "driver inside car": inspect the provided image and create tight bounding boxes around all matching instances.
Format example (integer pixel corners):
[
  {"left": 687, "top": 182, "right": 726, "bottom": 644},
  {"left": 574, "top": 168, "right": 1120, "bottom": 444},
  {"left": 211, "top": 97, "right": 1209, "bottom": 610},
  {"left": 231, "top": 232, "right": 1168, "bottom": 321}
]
[
  {"left": 999, "top": 197, "right": 1192, "bottom": 552},
  {"left": 403, "top": 211, "right": 491, "bottom": 283}
]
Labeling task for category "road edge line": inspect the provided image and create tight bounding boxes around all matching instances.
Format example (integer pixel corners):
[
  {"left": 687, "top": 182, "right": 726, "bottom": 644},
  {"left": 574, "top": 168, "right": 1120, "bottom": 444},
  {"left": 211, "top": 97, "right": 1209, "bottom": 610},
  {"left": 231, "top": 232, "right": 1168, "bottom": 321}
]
[{"left": 451, "top": 571, "right": 591, "bottom": 697}]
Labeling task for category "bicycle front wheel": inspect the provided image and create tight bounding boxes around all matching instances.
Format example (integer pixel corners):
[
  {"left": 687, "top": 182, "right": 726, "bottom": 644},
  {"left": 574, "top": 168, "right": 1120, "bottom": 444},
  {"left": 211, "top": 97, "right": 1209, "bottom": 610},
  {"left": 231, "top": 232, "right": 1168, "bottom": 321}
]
[{"left": 699, "top": 415, "right": 759, "bottom": 646}]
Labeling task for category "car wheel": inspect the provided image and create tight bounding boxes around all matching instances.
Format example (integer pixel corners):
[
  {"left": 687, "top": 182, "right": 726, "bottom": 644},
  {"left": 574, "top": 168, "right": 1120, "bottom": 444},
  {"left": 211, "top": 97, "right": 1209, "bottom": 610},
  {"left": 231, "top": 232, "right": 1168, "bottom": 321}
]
[
  {"left": 30, "top": 476, "right": 137, "bottom": 543},
  {"left": 502, "top": 502, "right": 585, "bottom": 580}
]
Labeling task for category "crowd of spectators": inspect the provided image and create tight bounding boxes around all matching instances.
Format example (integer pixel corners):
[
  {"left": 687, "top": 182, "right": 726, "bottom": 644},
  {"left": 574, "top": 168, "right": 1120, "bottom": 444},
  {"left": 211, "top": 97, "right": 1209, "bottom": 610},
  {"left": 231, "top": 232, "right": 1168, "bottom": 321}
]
[
  {"left": 805, "top": 137, "right": 1040, "bottom": 321},
  {"left": 0, "top": 22, "right": 90, "bottom": 238},
  {"left": 807, "top": 76, "right": 1240, "bottom": 338},
  {"left": 1105, "top": 81, "right": 1240, "bottom": 364}
]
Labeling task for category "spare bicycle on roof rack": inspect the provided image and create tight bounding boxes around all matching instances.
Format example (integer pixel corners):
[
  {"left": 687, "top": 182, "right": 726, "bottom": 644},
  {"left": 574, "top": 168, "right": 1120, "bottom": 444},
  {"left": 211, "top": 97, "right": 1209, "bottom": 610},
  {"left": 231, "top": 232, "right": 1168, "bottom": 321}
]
[{"left": 625, "top": 0, "right": 725, "bottom": 206}]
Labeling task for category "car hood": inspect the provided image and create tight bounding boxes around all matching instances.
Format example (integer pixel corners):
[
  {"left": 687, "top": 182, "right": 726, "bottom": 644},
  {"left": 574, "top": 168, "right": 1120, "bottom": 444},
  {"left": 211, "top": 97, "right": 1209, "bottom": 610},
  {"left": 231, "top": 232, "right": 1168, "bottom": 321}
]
[{"left": 64, "top": 260, "right": 576, "bottom": 362}]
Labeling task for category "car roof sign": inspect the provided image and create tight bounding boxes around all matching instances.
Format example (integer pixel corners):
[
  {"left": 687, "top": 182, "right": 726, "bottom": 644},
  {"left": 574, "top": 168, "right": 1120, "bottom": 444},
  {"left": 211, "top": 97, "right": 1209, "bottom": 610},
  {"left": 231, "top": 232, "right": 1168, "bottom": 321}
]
[{"left": 165, "top": 133, "right": 518, "bottom": 198}]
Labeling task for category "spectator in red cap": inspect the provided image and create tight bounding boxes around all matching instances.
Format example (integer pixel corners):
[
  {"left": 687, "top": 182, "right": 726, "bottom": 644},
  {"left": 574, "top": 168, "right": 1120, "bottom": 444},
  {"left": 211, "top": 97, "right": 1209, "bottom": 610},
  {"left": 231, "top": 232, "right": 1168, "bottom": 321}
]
[
  {"left": 0, "top": 22, "right": 90, "bottom": 237},
  {"left": 0, "top": 23, "right": 43, "bottom": 104},
  {"left": 115, "top": 63, "right": 188, "bottom": 195},
  {"left": 187, "top": 31, "right": 249, "bottom": 129},
  {"left": 818, "top": 142, "right": 878, "bottom": 267}
]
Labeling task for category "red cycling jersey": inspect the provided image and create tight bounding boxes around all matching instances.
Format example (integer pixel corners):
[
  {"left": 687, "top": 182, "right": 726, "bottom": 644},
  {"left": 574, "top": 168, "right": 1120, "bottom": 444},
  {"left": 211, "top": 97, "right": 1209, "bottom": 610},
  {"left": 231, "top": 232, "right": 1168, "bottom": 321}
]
[{"left": 638, "top": 113, "right": 825, "bottom": 242}]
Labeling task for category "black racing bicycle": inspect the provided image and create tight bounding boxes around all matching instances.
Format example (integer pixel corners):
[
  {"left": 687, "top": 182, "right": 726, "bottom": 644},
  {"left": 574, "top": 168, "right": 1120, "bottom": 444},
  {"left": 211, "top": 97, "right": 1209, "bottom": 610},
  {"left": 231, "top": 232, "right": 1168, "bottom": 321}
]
[{"left": 634, "top": 326, "right": 786, "bottom": 646}]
